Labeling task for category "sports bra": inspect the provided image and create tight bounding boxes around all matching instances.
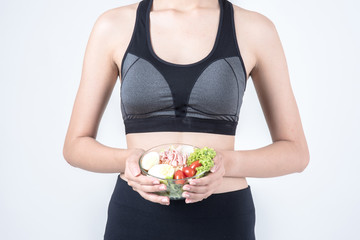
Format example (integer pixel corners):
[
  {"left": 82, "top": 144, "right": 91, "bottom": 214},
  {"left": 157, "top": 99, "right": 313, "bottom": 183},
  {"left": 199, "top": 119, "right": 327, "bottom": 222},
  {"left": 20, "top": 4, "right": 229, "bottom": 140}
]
[{"left": 120, "top": 0, "right": 247, "bottom": 135}]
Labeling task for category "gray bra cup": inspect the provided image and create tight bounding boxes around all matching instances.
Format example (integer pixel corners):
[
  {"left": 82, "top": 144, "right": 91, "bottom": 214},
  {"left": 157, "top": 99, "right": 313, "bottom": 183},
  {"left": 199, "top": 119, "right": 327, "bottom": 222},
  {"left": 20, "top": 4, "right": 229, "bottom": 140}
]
[
  {"left": 121, "top": 53, "right": 174, "bottom": 118},
  {"left": 187, "top": 57, "right": 246, "bottom": 121}
]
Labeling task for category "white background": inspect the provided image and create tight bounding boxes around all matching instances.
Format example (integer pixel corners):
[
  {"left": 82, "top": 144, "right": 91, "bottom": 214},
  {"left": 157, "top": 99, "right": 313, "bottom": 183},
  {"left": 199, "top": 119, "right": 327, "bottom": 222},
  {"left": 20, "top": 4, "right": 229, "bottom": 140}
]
[{"left": 1, "top": 0, "right": 359, "bottom": 239}]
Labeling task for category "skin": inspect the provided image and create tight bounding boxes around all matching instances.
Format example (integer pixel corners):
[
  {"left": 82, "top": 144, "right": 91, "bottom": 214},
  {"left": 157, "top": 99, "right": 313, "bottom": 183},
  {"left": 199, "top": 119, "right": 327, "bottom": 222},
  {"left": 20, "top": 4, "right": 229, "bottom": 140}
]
[{"left": 63, "top": 0, "right": 310, "bottom": 206}]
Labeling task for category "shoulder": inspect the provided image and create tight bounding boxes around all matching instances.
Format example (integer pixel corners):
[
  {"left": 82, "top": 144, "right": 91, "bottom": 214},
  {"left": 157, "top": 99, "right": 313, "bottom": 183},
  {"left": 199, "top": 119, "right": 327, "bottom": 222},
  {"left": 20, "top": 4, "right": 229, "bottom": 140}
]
[
  {"left": 99, "top": 3, "right": 139, "bottom": 24},
  {"left": 90, "top": 3, "right": 139, "bottom": 40},
  {"left": 232, "top": 4, "right": 279, "bottom": 49},
  {"left": 232, "top": 4, "right": 277, "bottom": 37},
  {"left": 86, "top": 3, "right": 140, "bottom": 67},
  {"left": 231, "top": 4, "right": 282, "bottom": 74}
]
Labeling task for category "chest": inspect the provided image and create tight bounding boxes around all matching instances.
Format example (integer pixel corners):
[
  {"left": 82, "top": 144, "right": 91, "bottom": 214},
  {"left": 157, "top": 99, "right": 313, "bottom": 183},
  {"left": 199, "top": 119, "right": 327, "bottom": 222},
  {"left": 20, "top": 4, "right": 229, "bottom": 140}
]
[
  {"left": 147, "top": 9, "right": 220, "bottom": 65},
  {"left": 120, "top": 53, "right": 245, "bottom": 121},
  {"left": 118, "top": 0, "right": 247, "bottom": 125}
]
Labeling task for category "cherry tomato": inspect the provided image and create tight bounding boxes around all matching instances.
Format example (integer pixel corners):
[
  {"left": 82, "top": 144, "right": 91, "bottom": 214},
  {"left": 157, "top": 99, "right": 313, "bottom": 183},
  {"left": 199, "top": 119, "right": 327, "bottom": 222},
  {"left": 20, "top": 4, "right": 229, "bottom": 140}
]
[
  {"left": 174, "top": 170, "right": 185, "bottom": 184},
  {"left": 182, "top": 167, "right": 196, "bottom": 178},
  {"left": 190, "top": 160, "right": 202, "bottom": 170}
]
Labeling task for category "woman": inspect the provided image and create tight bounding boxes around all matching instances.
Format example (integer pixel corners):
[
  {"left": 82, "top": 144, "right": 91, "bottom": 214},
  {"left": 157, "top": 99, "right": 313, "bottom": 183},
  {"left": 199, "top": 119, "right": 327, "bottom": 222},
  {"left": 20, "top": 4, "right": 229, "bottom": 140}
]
[{"left": 63, "top": 0, "right": 310, "bottom": 239}]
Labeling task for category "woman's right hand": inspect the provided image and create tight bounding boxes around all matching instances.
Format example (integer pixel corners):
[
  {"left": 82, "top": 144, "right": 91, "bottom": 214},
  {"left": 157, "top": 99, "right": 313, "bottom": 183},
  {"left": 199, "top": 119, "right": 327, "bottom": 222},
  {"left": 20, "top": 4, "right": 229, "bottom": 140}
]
[{"left": 124, "top": 148, "right": 170, "bottom": 206}]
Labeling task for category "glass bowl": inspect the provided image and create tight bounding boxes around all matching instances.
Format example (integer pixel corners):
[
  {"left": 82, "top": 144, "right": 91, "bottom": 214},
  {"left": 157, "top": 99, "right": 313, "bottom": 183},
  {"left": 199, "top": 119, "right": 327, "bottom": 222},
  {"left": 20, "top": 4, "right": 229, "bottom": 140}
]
[{"left": 139, "top": 143, "right": 209, "bottom": 200}]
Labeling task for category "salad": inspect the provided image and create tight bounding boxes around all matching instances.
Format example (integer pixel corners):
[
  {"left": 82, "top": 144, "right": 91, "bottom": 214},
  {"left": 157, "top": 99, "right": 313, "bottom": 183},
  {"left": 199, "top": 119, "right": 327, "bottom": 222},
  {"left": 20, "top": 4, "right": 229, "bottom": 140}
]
[{"left": 139, "top": 144, "right": 217, "bottom": 200}]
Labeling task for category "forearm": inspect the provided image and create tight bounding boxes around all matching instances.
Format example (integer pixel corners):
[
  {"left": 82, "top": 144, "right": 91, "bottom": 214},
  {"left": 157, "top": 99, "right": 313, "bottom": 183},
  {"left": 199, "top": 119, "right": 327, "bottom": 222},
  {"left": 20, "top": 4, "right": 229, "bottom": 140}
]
[
  {"left": 63, "top": 136, "right": 135, "bottom": 173},
  {"left": 224, "top": 140, "right": 310, "bottom": 178}
]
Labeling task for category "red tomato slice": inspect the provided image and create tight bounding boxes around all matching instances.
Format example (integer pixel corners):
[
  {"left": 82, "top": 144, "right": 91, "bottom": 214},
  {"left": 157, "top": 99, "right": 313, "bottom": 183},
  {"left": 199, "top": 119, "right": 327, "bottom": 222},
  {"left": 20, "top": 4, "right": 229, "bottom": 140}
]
[
  {"left": 190, "top": 160, "right": 202, "bottom": 170},
  {"left": 182, "top": 167, "right": 196, "bottom": 178},
  {"left": 174, "top": 170, "right": 186, "bottom": 184}
]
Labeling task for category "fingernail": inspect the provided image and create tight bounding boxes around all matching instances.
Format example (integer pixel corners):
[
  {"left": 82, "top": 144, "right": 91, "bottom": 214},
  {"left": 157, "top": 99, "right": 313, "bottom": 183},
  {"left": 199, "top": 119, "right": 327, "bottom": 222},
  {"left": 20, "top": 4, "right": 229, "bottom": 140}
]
[
  {"left": 183, "top": 185, "right": 190, "bottom": 191},
  {"left": 159, "top": 185, "right": 166, "bottom": 190},
  {"left": 182, "top": 192, "right": 190, "bottom": 198},
  {"left": 185, "top": 199, "right": 192, "bottom": 204},
  {"left": 153, "top": 180, "right": 160, "bottom": 184},
  {"left": 210, "top": 166, "right": 216, "bottom": 173},
  {"left": 189, "top": 180, "right": 196, "bottom": 185},
  {"left": 161, "top": 198, "right": 169, "bottom": 204}
]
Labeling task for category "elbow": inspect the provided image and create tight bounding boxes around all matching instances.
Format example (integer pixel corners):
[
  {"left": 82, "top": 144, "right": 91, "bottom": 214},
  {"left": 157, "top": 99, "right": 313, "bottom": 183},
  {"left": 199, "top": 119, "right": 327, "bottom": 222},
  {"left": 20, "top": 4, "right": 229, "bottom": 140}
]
[
  {"left": 296, "top": 145, "right": 310, "bottom": 173},
  {"left": 62, "top": 141, "right": 78, "bottom": 168}
]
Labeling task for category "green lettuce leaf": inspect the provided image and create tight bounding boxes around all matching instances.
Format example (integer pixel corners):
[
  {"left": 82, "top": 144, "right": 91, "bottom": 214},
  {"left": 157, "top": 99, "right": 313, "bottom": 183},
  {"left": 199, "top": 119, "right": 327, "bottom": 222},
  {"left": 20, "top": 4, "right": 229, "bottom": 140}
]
[{"left": 187, "top": 147, "right": 216, "bottom": 178}]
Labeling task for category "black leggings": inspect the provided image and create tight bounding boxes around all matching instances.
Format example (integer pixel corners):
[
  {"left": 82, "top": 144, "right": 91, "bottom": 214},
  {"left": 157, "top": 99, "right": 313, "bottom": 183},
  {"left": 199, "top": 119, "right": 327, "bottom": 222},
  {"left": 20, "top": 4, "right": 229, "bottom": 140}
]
[{"left": 104, "top": 175, "right": 256, "bottom": 240}]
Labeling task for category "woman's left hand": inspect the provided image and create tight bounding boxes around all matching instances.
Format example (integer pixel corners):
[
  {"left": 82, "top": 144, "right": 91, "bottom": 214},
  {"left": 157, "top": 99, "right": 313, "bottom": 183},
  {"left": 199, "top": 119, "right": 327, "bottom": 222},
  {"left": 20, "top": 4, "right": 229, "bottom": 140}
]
[{"left": 181, "top": 150, "right": 225, "bottom": 204}]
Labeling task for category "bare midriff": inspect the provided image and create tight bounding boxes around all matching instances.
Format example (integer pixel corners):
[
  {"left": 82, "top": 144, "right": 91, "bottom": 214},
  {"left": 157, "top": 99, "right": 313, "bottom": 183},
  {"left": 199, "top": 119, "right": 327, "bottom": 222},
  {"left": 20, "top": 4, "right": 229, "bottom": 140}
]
[{"left": 119, "top": 131, "right": 248, "bottom": 194}]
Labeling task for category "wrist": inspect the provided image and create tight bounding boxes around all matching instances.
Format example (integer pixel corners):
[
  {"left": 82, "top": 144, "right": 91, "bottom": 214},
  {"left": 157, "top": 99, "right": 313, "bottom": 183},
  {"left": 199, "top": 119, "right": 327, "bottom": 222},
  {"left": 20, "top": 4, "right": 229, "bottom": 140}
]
[
  {"left": 222, "top": 149, "right": 243, "bottom": 178},
  {"left": 116, "top": 148, "right": 143, "bottom": 173}
]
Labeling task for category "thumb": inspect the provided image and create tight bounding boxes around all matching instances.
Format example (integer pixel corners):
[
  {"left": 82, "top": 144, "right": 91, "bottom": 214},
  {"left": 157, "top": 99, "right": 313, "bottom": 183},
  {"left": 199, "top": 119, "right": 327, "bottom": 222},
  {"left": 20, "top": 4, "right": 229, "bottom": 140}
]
[
  {"left": 210, "top": 155, "right": 220, "bottom": 173},
  {"left": 129, "top": 161, "right": 141, "bottom": 177},
  {"left": 128, "top": 148, "right": 144, "bottom": 177},
  {"left": 210, "top": 164, "right": 217, "bottom": 173}
]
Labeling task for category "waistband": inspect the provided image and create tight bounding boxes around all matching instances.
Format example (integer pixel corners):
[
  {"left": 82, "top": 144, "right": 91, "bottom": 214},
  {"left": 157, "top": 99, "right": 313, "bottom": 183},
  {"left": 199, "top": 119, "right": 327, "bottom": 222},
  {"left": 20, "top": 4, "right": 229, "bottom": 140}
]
[{"left": 109, "top": 174, "right": 255, "bottom": 220}]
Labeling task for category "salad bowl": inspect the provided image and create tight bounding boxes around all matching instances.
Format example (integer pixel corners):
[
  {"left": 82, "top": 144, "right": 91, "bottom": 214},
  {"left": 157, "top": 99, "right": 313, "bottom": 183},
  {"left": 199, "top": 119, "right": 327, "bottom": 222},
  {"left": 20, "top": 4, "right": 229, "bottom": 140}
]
[{"left": 139, "top": 143, "right": 214, "bottom": 200}]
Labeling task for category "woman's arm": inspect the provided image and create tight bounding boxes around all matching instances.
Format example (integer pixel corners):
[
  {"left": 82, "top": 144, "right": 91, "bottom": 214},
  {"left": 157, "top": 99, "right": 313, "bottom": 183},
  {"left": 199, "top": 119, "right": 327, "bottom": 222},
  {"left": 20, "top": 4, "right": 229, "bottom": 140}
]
[
  {"left": 223, "top": 10, "right": 309, "bottom": 178},
  {"left": 63, "top": 9, "right": 136, "bottom": 173},
  {"left": 182, "top": 11, "right": 310, "bottom": 203},
  {"left": 63, "top": 5, "right": 170, "bottom": 205}
]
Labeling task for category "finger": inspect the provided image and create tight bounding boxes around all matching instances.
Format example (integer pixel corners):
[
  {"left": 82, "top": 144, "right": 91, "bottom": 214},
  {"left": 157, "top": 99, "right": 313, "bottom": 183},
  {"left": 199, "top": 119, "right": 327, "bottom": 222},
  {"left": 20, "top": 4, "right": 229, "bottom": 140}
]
[
  {"left": 189, "top": 173, "right": 216, "bottom": 186},
  {"left": 137, "top": 190, "right": 170, "bottom": 206},
  {"left": 183, "top": 191, "right": 211, "bottom": 204},
  {"left": 136, "top": 174, "right": 161, "bottom": 184},
  {"left": 182, "top": 184, "right": 208, "bottom": 194},
  {"left": 210, "top": 158, "right": 218, "bottom": 173},
  {"left": 127, "top": 157, "right": 142, "bottom": 177},
  {"left": 130, "top": 180, "right": 167, "bottom": 193},
  {"left": 191, "top": 162, "right": 225, "bottom": 186},
  {"left": 125, "top": 157, "right": 160, "bottom": 184},
  {"left": 125, "top": 148, "right": 145, "bottom": 177},
  {"left": 210, "top": 154, "right": 222, "bottom": 173},
  {"left": 126, "top": 173, "right": 161, "bottom": 186}
]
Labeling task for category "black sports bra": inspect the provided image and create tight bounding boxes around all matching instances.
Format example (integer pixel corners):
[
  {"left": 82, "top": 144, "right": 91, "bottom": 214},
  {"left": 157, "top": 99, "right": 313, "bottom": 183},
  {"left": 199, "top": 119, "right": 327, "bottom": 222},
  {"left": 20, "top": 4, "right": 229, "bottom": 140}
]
[{"left": 120, "top": 0, "right": 247, "bottom": 135}]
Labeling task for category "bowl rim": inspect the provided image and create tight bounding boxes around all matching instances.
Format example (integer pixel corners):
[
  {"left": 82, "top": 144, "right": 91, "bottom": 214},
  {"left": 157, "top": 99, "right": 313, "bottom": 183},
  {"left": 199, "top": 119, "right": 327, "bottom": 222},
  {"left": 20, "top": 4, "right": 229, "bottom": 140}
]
[{"left": 139, "top": 143, "right": 207, "bottom": 181}]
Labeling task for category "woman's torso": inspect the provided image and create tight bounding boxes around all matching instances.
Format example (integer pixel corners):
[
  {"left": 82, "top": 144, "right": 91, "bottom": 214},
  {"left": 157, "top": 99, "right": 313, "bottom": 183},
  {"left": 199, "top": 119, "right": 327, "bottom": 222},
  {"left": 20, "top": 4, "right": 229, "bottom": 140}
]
[
  {"left": 108, "top": 0, "right": 256, "bottom": 193},
  {"left": 122, "top": 132, "right": 248, "bottom": 193}
]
